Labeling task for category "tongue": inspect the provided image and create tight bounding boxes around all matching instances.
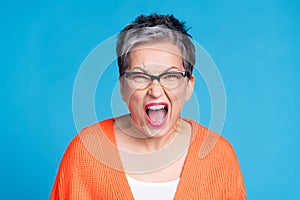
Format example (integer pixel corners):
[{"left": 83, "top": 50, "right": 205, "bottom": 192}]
[{"left": 148, "top": 109, "right": 166, "bottom": 125}]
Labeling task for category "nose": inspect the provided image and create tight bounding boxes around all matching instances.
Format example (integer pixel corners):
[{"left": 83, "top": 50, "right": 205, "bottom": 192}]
[{"left": 147, "top": 79, "right": 164, "bottom": 98}]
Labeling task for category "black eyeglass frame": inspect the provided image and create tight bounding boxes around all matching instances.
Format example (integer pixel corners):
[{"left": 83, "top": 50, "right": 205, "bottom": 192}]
[
  {"left": 123, "top": 70, "right": 191, "bottom": 81},
  {"left": 122, "top": 70, "right": 191, "bottom": 89}
]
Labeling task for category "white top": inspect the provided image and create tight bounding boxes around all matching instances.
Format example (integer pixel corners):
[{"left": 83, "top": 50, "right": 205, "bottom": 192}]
[{"left": 126, "top": 174, "right": 180, "bottom": 200}]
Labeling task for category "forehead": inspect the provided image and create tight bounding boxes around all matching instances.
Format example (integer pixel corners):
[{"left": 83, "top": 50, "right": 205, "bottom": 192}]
[{"left": 127, "top": 42, "right": 183, "bottom": 71}]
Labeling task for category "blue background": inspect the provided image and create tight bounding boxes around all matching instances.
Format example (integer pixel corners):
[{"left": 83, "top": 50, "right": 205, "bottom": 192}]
[{"left": 1, "top": 0, "right": 299, "bottom": 199}]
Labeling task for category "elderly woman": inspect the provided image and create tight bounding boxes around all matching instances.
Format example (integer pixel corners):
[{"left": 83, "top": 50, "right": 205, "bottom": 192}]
[{"left": 50, "top": 14, "right": 245, "bottom": 199}]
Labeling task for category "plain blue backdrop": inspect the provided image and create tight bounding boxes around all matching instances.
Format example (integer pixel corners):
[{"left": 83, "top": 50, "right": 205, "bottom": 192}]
[{"left": 1, "top": 0, "right": 299, "bottom": 199}]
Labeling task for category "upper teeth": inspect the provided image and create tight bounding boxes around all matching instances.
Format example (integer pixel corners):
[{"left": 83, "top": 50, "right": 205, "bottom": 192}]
[{"left": 148, "top": 105, "right": 165, "bottom": 110}]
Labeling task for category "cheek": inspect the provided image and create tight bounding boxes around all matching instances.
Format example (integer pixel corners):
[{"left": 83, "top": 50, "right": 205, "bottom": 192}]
[
  {"left": 166, "top": 90, "right": 186, "bottom": 111},
  {"left": 121, "top": 84, "right": 138, "bottom": 104},
  {"left": 127, "top": 90, "right": 143, "bottom": 110},
  {"left": 127, "top": 91, "right": 146, "bottom": 125},
  {"left": 170, "top": 80, "right": 194, "bottom": 104}
]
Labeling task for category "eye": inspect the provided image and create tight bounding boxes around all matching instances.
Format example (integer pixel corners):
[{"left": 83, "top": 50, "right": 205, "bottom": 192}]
[
  {"left": 129, "top": 73, "right": 150, "bottom": 83},
  {"left": 162, "top": 72, "right": 182, "bottom": 81}
]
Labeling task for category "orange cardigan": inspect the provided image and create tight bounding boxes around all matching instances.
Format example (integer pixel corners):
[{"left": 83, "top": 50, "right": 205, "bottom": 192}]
[{"left": 50, "top": 118, "right": 246, "bottom": 199}]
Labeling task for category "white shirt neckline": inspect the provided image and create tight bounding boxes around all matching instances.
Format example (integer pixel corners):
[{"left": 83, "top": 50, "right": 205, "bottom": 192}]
[{"left": 126, "top": 174, "right": 180, "bottom": 200}]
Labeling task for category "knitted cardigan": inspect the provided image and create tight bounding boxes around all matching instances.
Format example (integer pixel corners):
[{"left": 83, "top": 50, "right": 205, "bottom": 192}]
[{"left": 50, "top": 118, "right": 246, "bottom": 199}]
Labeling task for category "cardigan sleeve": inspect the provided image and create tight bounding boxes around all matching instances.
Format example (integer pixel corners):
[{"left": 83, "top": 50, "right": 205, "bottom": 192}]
[
  {"left": 221, "top": 136, "right": 246, "bottom": 200},
  {"left": 49, "top": 120, "right": 134, "bottom": 200},
  {"left": 50, "top": 135, "right": 86, "bottom": 200}
]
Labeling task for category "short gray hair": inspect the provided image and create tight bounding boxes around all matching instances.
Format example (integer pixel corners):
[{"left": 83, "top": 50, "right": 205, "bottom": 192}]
[{"left": 116, "top": 14, "right": 195, "bottom": 77}]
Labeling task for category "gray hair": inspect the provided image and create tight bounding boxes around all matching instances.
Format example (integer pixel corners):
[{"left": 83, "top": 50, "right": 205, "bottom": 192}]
[{"left": 116, "top": 25, "right": 195, "bottom": 77}]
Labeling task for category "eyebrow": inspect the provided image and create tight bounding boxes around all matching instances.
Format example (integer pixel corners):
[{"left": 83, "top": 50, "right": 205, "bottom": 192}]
[{"left": 130, "top": 66, "right": 182, "bottom": 73}]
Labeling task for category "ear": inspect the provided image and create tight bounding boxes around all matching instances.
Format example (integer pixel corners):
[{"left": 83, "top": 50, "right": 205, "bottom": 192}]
[{"left": 185, "top": 75, "right": 195, "bottom": 101}]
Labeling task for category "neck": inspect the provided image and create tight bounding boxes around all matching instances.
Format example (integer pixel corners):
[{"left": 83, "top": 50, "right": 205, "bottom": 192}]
[
  {"left": 114, "top": 115, "right": 191, "bottom": 153},
  {"left": 132, "top": 128, "right": 179, "bottom": 152},
  {"left": 114, "top": 115, "right": 192, "bottom": 173}
]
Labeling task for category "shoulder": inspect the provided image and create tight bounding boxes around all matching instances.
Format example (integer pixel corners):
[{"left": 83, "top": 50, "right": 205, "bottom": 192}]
[
  {"left": 182, "top": 119, "right": 245, "bottom": 196},
  {"left": 55, "top": 118, "right": 116, "bottom": 170},
  {"left": 50, "top": 118, "right": 122, "bottom": 199},
  {"left": 63, "top": 118, "right": 123, "bottom": 170},
  {"left": 66, "top": 118, "right": 115, "bottom": 152},
  {"left": 184, "top": 118, "right": 239, "bottom": 161},
  {"left": 78, "top": 118, "right": 116, "bottom": 144}
]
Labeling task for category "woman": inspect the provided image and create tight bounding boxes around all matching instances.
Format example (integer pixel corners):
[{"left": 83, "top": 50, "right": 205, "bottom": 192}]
[{"left": 50, "top": 14, "right": 246, "bottom": 199}]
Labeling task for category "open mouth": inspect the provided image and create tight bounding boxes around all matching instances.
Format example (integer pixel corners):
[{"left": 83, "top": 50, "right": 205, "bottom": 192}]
[{"left": 145, "top": 102, "right": 168, "bottom": 127}]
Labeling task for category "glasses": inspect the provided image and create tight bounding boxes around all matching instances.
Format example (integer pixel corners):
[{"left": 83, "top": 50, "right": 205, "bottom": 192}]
[{"left": 122, "top": 70, "right": 191, "bottom": 89}]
